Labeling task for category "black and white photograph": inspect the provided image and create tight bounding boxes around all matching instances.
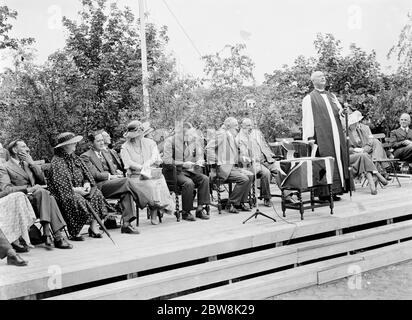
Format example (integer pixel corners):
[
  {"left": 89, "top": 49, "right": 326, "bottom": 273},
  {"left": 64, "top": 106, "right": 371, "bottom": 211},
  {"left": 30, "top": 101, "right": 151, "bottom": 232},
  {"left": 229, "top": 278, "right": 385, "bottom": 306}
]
[{"left": 0, "top": 0, "right": 411, "bottom": 305}]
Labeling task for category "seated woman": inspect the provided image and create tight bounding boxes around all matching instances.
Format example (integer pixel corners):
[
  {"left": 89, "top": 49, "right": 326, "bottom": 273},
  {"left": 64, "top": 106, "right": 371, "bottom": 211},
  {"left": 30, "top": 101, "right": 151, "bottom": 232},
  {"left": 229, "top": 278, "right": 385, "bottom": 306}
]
[
  {"left": 348, "top": 111, "right": 391, "bottom": 178},
  {"left": 348, "top": 113, "right": 388, "bottom": 195},
  {"left": 120, "top": 120, "right": 175, "bottom": 225},
  {"left": 0, "top": 190, "right": 36, "bottom": 253},
  {"left": 48, "top": 132, "right": 109, "bottom": 240}
]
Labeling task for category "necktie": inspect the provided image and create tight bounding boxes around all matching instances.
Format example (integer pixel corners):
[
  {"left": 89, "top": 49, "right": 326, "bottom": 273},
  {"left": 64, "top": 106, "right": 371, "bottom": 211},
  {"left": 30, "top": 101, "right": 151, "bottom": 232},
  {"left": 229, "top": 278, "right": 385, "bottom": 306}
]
[{"left": 19, "top": 160, "right": 25, "bottom": 170}]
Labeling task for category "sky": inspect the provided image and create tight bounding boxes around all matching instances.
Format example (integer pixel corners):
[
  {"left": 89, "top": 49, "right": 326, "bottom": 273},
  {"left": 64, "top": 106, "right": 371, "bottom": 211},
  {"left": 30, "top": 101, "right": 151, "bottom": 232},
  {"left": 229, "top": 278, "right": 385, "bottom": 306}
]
[{"left": 0, "top": 0, "right": 411, "bottom": 84}]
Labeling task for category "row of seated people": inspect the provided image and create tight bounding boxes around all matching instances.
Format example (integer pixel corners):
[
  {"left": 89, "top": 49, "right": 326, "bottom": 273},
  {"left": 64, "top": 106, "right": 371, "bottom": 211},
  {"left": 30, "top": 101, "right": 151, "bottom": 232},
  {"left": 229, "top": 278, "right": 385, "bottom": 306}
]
[
  {"left": 0, "top": 116, "right": 288, "bottom": 266},
  {"left": 347, "top": 111, "right": 412, "bottom": 194}
]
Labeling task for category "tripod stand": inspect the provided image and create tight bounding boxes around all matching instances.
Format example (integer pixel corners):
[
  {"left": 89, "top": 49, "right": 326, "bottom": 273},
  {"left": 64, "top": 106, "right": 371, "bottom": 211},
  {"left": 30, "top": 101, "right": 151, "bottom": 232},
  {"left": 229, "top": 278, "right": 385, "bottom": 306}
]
[{"left": 242, "top": 128, "right": 276, "bottom": 224}]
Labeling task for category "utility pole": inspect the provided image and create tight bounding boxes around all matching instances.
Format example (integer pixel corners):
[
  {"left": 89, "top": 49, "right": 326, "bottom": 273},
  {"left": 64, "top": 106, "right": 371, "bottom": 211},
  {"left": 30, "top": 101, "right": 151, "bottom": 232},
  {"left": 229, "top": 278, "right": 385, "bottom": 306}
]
[{"left": 139, "top": 0, "right": 150, "bottom": 119}]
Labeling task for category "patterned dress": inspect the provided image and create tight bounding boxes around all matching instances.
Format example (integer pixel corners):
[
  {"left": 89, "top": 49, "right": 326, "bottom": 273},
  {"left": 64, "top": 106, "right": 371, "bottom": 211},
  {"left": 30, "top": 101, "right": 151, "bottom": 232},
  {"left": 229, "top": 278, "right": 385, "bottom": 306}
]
[
  {"left": 47, "top": 149, "right": 108, "bottom": 237},
  {"left": 0, "top": 191, "right": 36, "bottom": 245}
]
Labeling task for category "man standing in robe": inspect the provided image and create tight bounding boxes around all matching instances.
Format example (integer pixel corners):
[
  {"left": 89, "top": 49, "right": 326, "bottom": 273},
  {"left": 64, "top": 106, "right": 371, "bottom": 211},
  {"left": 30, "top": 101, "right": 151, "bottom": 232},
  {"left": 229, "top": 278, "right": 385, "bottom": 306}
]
[{"left": 302, "top": 71, "right": 350, "bottom": 201}]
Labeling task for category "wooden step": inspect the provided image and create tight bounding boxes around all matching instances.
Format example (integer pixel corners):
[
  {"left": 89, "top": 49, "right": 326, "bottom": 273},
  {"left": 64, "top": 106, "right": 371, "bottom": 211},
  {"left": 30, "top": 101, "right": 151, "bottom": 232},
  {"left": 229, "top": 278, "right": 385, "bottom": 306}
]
[
  {"left": 47, "top": 220, "right": 412, "bottom": 300},
  {"left": 175, "top": 240, "right": 412, "bottom": 300}
]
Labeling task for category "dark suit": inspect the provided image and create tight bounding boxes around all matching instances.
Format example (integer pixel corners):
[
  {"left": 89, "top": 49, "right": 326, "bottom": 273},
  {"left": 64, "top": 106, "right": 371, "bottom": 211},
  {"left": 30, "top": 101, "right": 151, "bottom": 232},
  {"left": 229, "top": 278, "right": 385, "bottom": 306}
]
[
  {"left": 0, "top": 159, "right": 66, "bottom": 233},
  {"left": 107, "top": 148, "right": 125, "bottom": 174},
  {"left": 163, "top": 135, "right": 210, "bottom": 212},
  {"left": 206, "top": 128, "right": 253, "bottom": 206},
  {"left": 80, "top": 149, "right": 142, "bottom": 223},
  {"left": 0, "top": 228, "right": 12, "bottom": 260},
  {"left": 390, "top": 127, "right": 412, "bottom": 162}
]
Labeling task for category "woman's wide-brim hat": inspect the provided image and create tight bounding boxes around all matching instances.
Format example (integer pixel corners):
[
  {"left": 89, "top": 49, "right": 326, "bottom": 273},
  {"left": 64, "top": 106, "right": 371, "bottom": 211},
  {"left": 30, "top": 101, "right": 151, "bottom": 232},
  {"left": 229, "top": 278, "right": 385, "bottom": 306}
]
[
  {"left": 54, "top": 132, "right": 83, "bottom": 148},
  {"left": 123, "top": 120, "right": 144, "bottom": 139},
  {"left": 348, "top": 110, "right": 364, "bottom": 126}
]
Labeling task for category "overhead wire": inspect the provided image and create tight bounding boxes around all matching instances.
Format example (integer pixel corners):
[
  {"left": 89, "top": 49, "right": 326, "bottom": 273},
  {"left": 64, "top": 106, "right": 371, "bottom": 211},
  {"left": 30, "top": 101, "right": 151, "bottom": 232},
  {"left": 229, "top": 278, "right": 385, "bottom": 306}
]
[{"left": 161, "top": 0, "right": 203, "bottom": 59}]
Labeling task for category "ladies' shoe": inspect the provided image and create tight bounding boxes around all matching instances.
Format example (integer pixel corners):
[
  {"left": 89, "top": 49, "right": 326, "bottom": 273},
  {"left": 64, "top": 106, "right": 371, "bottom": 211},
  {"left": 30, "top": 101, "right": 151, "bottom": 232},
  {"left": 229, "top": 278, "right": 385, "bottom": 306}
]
[
  {"left": 11, "top": 242, "right": 29, "bottom": 253},
  {"left": 70, "top": 235, "right": 85, "bottom": 241},
  {"left": 371, "top": 189, "right": 378, "bottom": 195},
  {"left": 88, "top": 228, "right": 103, "bottom": 238},
  {"left": 43, "top": 235, "right": 54, "bottom": 249},
  {"left": 121, "top": 225, "right": 140, "bottom": 234},
  {"left": 7, "top": 253, "right": 28, "bottom": 267}
]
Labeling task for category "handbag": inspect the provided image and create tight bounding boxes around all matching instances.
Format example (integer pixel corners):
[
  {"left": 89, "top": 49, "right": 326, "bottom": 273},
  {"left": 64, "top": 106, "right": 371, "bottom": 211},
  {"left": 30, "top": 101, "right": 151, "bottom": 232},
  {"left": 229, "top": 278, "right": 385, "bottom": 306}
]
[{"left": 29, "top": 224, "right": 44, "bottom": 245}]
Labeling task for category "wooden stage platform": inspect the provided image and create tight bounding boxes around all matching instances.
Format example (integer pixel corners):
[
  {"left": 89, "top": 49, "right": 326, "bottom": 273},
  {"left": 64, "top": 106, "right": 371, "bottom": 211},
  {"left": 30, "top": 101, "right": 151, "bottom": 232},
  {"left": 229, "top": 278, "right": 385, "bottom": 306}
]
[{"left": 2, "top": 176, "right": 412, "bottom": 300}]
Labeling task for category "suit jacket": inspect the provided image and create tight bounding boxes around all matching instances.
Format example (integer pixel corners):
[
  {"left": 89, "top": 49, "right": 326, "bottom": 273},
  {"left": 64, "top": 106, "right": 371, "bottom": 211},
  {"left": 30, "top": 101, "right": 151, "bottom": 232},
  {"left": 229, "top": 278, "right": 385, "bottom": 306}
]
[
  {"left": 108, "top": 148, "right": 125, "bottom": 173},
  {"left": 236, "top": 129, "right": 274, "bottom": 165},
  {"left": 206, "top": 128, "right": 239, "bottom": 181},
  {"left": 163, "top": 134, "right": 205, "bottom": 165},
  {"left": 390, "top": 127, "right": 412, "bottom": 150},
  {"left": 0, "top": 159, "right": 45, "bottom": 193},
  {"left": 80, "top": 149, "right": 117, "bottom": 183}
]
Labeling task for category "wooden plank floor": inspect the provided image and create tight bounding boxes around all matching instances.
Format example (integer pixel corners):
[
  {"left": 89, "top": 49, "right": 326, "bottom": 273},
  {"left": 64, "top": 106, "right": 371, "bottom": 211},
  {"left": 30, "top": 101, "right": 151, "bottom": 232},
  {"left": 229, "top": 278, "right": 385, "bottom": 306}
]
[{"left": 1, "top": 176, "right": 412, "bottom": 300}]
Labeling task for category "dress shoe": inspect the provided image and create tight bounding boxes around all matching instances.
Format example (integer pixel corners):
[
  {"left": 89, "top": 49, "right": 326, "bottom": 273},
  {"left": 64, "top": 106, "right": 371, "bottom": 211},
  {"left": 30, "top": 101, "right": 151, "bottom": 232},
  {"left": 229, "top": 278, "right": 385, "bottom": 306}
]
[
  {"left": 70, "top": 235, "right": 85, "bottom": 241},
  {"left": 235, "top": 203, "right": 252, "bottom": 212},
  {"left": 332, "top": 195, "right": 342, "bottom": 201},
  {"left": 371, "top": 189, "right": 378, "bottom": 195},
  {"left": 7, "top": 253, "right": 28, "bottom": 267},
  {"left": 11, "top": 241, "right": 29, "bottom": 253},
  {"left": 121, "top": 224, "right": 140, "bottom": 234},
  {"left": 88, "top": 228, "right": 103, "bottom": 238},
  {"left": 228, "top": 204, "right": 239, "bottom": 214},
  {"left": 182, "top": 211, "right": 196, "bottom": 221},
  {"left": 195, "top": 208, "right": 210, "bottom": 220},
  {"left": 42, "top": 235, "right": 54, "bottom": 249},
  {"left": 54, "top": 238, "right": 73, "bottom": 249},
  {"left": 263, "top": 199, "right": 272, "bottom": 207}
]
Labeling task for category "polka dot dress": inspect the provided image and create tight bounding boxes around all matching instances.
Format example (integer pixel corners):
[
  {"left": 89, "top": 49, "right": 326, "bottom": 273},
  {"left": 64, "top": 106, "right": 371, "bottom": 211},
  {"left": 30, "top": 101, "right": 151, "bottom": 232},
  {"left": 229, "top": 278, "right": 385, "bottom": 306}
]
[{"left": 47, "top": 149, "right": 108, "bottom": 237}]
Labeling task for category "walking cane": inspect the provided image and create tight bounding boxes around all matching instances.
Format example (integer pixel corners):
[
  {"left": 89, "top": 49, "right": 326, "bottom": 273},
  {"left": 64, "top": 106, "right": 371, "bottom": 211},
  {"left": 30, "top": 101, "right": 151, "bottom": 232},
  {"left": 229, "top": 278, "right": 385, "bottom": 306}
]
[{"left": 85, "top": 201, "right": 117, "bottom": 246}]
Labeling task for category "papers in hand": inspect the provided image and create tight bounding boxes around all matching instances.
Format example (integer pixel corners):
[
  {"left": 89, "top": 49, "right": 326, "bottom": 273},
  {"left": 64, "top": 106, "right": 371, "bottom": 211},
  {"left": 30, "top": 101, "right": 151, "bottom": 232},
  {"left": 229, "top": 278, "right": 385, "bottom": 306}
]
[
  {"left": 140, "top": 166, "right": 163, "bottom": 179},
  {"left": 140, "top": 166, "right": 152, "bottom": 179}
]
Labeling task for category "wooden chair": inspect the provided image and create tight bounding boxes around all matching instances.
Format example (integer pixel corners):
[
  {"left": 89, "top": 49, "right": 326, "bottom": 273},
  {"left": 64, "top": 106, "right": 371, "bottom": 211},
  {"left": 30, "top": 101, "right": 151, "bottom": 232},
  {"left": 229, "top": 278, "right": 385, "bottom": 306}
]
[
  {"left": 377, "top": 134, "right": 406, "bottom": 186},
  {"left": 207, "top": 164, "right": 233, "bottom": 214}
]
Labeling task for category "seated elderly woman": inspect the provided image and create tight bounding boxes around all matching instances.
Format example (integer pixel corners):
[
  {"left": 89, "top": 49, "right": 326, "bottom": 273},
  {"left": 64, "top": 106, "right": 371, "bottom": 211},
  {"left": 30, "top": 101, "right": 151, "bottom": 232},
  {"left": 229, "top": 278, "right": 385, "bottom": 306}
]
[
  {"left": 0, "top": 190, "right": 36, "bottom": 254},
  {"left": 47, "top": 132, "right": 109, "bottom": 240},
  {"left": 348, "top": 112, "right": 388, "bottom": 195},
  {"left": 120, "top": 120, "right": 175, "bottom": 225}
]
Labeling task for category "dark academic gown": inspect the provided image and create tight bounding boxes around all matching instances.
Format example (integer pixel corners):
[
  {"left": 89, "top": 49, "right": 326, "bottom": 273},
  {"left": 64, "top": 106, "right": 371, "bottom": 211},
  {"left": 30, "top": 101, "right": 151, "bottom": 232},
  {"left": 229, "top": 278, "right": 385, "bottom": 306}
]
[{"left": 306, "top": 90, "right": 351, "bottom": 196}]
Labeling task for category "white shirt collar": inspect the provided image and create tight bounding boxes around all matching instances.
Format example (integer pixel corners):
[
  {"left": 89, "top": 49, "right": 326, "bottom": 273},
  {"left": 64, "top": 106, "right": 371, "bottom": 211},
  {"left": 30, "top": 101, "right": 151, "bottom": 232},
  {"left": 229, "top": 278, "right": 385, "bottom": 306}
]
[{"left": 11, "top": 157, "right": 20, "bottom": 166}]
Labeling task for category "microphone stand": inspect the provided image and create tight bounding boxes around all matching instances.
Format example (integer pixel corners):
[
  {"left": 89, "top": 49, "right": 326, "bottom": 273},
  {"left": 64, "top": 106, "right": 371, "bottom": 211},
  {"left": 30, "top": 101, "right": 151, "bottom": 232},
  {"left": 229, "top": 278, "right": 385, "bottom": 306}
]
[{"left": 243, "top": 126, "right": 276, "bottom": 224}]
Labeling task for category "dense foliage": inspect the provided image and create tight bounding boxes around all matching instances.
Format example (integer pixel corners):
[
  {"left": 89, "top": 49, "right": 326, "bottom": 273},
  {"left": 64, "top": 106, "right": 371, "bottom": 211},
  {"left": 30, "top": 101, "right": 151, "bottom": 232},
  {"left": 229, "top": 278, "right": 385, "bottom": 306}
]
[{"left": 0, "top": 1, "right": 411, "bottom": 159}]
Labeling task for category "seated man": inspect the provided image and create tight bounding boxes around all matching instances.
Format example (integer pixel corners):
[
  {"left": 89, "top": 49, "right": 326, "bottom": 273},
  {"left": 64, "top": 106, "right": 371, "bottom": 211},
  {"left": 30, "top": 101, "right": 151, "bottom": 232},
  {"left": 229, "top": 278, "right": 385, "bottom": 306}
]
[
  {"left": 0, "top": 140, "right": 72, "bottom": 249},
  {"left": 0, "top": 228, "right": 27, "bottom": 266},
  {"left": 390, "top": 113, "right": 412, "bottom": 163},
  {"left": 236, "top": 118, "right": 280, "bottom": 207},
  {"left": 163, "top": 121, "right": 210, "bottom": 221},
  {"left": 206, "top": 117, "right": 253, "bottom": 213},
  {"left": 101, "top": 130, "right": 125, "bottom": 175},
  {"left": 80, "top": 131, "right": 141, "bottom": 234}
]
